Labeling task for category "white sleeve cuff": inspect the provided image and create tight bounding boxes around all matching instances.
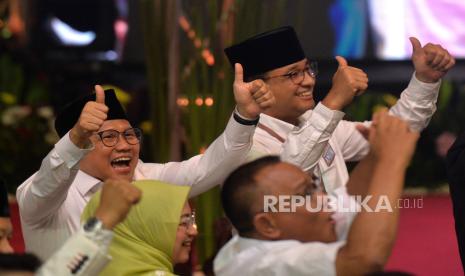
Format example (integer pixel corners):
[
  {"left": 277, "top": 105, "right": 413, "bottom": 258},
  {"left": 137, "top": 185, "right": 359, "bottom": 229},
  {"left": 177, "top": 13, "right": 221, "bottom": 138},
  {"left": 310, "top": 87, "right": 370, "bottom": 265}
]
[
  {"left": 404, "top": 72, "right": 441, "bottom": 101},
  {"left": 303, "top": 103, "right": 345, "bottom": 133},
  {"left": 54, "top": 131, "right": 94, "bottom": 169},
  {"left": 224, "top": 113, "right": 256, "bottom": 144}
]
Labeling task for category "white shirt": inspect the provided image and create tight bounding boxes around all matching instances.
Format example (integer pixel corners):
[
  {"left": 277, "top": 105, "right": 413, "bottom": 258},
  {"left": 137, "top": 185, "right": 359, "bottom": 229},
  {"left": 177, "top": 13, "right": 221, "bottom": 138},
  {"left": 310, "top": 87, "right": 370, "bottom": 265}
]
[
  {"left": 213, "top": 186, "right": 357, "bottom": 276},
  {"left": 214, "top": 235, "right": 345, "bottom": 276},
  {"left": 16, "top": 114, "right": 255, "bottom": 261},
  {"left": 251, "top": 73, "right": 440, "bottom": 193}
]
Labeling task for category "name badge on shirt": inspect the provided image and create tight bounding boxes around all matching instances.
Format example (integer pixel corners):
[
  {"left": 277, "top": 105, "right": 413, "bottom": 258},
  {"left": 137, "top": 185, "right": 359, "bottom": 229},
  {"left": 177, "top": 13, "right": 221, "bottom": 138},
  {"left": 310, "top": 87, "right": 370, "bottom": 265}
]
[{"left": 323, "top": 145, "right": 335, "bottom": 167}]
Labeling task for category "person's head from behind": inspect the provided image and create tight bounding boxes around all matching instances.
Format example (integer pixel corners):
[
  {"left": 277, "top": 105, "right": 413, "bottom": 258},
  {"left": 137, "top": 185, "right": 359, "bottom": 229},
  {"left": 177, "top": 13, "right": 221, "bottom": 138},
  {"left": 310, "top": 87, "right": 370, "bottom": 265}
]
[
  {"left": 225, "top": 26, "right": 317, "bottom": 124},
  {"left": 0, "top": 253, "right": 41, "bottom": 276},
  {"left": 221, "top": 156, "right": 337, "bottom": 243},
  {"left": 0, "top": 179, "right": 13, "bottom": 254},
  {"left": 82, "top": 180, "right": 197, "bottom": 275},
  {"left": 54, "top": 88, "right": 141, "bottom": 182}
]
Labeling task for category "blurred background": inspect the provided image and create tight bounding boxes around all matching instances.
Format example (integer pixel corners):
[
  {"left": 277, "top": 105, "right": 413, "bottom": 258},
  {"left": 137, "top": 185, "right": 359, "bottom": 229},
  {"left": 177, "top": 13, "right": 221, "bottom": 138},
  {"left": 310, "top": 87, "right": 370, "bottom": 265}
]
[{"left": 0, "top": 0, "right": 464, "bottom": 275}]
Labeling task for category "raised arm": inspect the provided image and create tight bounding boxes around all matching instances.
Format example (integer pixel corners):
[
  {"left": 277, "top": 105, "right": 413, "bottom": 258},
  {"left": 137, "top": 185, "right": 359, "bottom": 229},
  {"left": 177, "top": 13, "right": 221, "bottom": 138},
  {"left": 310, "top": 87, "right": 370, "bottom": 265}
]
[
  {"left": 389, "top": 37, "right": 455, "bottom": 131},
  {"left": 336, "top": 111, "right": 419, "bottom": 275},
  {"left": 143, "top": 63, "right": 275, "bottom": 197},
  {"left": 16, "top": 86, "right": 108, "bottom": 224}
]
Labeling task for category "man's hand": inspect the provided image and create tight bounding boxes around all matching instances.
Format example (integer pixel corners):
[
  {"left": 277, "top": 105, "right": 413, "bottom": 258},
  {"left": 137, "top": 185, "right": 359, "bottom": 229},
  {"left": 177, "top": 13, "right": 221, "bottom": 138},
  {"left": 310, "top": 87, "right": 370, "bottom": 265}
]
[
  {"left": 233, "top": 63, "right": 275, "bottom": 119},
  {"left": 410, "top": 37, "right": 456, "bottom": 83},
  {"left": 69, "top": 85, "right": 109, "bottom": 148},
  {"left": 322, "top": 56, "right": 369, "bottom": 110},
  {"left": 368, "top": 110, "right": 419, "bottom": 169},
  {"left": 94, "top": 179, "right": 142, "bottom": 230}
]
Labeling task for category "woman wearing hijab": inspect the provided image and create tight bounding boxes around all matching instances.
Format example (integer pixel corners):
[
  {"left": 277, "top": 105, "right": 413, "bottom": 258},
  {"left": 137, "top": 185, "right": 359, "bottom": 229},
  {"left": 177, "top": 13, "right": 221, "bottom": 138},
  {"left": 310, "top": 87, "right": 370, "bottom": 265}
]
[{"left": 82, "top": 180, "right": 198, "bottom": 275}]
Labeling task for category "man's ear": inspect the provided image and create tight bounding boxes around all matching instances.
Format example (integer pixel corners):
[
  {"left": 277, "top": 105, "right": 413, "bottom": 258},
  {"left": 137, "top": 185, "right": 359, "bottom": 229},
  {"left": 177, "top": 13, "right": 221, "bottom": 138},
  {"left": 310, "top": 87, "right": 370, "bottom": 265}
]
[{"left": 253, "top": 213, "right": 280, "bottom": 239}]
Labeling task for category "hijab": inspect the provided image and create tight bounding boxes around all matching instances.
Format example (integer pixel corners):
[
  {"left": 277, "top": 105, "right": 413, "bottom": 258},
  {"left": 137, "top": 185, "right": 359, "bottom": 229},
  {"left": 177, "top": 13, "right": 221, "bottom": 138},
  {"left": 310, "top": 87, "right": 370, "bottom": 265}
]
[{"left": 82, "top": 180, "right": 190, "bottom": 276}]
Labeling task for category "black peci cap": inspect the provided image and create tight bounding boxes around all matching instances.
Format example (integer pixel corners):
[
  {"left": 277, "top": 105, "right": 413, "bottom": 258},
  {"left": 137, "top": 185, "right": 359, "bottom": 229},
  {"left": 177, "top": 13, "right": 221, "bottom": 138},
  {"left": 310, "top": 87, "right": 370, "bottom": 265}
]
[
  {"left": 54, "top": 89, "right": 128, "bottom": 138},
  {"left": 224, "top": 26, "right": 306, "bottom": 80}
]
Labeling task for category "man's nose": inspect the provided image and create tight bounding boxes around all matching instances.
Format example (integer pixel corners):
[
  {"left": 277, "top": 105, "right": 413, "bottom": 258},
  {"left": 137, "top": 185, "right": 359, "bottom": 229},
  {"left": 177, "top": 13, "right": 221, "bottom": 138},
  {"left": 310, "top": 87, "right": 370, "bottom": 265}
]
[
  {"left": 301, "top": 70, "right": 315, "bottom": 86},
  {"left": 114, "top": 134, "right": 132, "bottom": 150}
]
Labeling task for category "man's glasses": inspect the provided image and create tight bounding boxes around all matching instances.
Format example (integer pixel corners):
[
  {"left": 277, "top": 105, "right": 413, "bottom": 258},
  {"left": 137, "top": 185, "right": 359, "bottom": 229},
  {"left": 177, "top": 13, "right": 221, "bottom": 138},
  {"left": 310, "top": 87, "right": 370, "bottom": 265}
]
[
  {"left": 263, "top": 61, "right": 318, "bottom": 84},
  {"left": 96, "top": 128, "right": 142, "bottom": 147},
  {"left": 179, "top": 211, "right": 196, "bottom": 229},
  {"left": 263, "top": 61, "right": 318, "bottom": 85}
]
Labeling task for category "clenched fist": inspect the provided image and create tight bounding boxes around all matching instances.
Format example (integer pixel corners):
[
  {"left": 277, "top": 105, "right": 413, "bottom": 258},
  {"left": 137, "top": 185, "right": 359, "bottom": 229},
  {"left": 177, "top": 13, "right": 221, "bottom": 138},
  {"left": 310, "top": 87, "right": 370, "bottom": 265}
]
[
  {"left": 94, "top": 179, "right": 142, "bottom": 230},
  {"left": 70, "top": 85, "right": 109, "bottom": 148},
  {"left": 233, "top": 63, "right": 275, "bottom": 119}
]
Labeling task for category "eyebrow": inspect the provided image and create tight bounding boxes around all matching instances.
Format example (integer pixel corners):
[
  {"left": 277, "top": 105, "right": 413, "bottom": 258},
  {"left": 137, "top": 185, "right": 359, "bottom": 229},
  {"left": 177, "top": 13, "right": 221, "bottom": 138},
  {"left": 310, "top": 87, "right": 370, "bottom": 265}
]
[
  {"left": 180, "top": 213, "right": 191, "bottom": 218},
  {"left": 285, "top": 61, "right": 309, "bottom": 73}
]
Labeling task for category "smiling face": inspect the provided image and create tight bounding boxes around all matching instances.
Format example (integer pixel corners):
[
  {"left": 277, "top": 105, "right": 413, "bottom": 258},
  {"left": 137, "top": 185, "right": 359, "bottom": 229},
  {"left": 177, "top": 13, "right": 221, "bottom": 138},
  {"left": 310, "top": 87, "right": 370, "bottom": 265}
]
[
  {"left": 80, "top": 119, "right": 140, "bottom": 182},
  {"left": 254, "top": 162, "right": 337, "bottom": 243},
  {"left": 262, "top": 58, "right": 316, "bottom": 125},
  {"left": 172, "top": 203, "right": 198, "bottom": 264}
]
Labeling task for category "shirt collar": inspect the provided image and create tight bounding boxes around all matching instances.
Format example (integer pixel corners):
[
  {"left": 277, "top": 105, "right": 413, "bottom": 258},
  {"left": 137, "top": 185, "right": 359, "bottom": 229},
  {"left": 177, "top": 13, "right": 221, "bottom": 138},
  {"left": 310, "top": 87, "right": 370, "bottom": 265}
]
[
  {"left": 75, "top": 170, "right": 103, "bottom": 198},
  {"left": 77, "top": 162, "right": 143, "bottom": 199},
  {"left": 259, "top": 110, "right": 313, "bottom": 139}
]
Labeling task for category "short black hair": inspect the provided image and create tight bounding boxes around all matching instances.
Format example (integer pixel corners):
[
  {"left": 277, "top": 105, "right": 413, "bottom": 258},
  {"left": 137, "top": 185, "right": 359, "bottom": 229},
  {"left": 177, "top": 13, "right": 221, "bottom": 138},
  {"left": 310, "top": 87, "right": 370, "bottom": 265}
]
[
  {"left": 221, "top": 156, "right": 280, "bottom": 235},
  {"left": 0, "top": 253, "right": 41, "bottom": 272}
]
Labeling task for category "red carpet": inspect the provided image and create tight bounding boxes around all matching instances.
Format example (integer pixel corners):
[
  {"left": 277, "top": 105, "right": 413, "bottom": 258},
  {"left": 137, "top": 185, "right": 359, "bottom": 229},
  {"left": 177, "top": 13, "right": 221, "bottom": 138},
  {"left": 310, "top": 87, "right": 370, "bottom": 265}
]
[
  {"left": 8, "top": 196, "right": 464, "bottom": 275},
  {"left": 386, "top": 195, "right": 463, "bottom": 275}
]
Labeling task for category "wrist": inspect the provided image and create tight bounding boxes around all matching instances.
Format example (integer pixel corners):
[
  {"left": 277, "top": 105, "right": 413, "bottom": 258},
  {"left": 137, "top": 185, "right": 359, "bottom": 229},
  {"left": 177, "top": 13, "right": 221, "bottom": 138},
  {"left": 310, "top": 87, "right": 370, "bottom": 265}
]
[
  {"left": 321, "top": 95, "right": 344, "bottom": 111},
  {"left": 414, "top": 72, "right": 439, "bottom": 83},
  {"left": 375, "top": 156, "right": 409, "bottom": 171},
  {"left": 94, "top": 210, "right": 118, "bottom": 230},
  {"left": 233, "top": 111, "right": 259, "bottom": 126},
  {"left": 69, "top": 127, "right": 91, "bottom": 149},
  {"left": 235, "top": 106, "right": 259, "bottom": 120},
  {"left": 84, "top": 216, "right": 106, "bottom": 232}
]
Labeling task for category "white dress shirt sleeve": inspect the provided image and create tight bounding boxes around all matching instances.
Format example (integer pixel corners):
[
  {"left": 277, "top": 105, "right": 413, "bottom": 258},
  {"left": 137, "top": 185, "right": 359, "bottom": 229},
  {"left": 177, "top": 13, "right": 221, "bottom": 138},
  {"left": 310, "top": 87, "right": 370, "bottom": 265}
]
[
  {"left": 254, "top": 241, "right": 345, "bottom": 276},
  {"left": 36, "top": 227, "right": 113, "bottom": 276},
  {"left": 16, "top": 131, "right": 92, "bottom": 224},
  {"left": 280, "top": 103, "right": 345, "bottom": 172},
  {"left": 322, "top": 74, "right": 440, "bottom": 161},
  {"left": 140, "top": 113, "right": 255, "bottom": 197},
  {"left": 328, "top": 72, "right": 440, "bottom": 162},
  {"left": 389, "top": 72, "right": 440, "bottom": 131}
]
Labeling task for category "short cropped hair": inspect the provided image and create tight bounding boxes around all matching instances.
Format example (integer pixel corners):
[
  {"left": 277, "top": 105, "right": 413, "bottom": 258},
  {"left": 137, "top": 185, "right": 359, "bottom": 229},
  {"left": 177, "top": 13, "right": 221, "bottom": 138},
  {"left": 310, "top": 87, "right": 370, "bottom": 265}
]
[
  {"left": 221, "top": 156, "right": 280, "bottom": 235},
  {"left": 0, "top": 253, "right": 41, "bottom": 272}
]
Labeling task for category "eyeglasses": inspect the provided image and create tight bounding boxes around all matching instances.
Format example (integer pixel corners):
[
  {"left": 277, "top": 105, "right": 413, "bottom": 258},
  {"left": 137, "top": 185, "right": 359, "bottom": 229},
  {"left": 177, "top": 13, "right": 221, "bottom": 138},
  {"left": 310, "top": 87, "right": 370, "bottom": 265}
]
[
  {"left": 179, "top": 211, "right": 196, "bottom": 229},
  {"left": 263, "top": 61, "right": 318, "bottom": 84},
  {"left": 96, "top": 128, "right": 142, "bottom": 147}
]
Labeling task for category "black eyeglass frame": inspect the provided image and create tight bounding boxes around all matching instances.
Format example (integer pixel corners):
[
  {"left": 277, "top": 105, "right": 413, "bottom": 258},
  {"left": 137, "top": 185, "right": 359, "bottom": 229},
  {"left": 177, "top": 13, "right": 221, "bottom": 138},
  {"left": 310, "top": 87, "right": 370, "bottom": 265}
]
[
  {"left": 262, "top": 61, "right": 318, "bottom": 84},
  {"left": 96, "top": 127, "right": 143, "bottom": 147}
]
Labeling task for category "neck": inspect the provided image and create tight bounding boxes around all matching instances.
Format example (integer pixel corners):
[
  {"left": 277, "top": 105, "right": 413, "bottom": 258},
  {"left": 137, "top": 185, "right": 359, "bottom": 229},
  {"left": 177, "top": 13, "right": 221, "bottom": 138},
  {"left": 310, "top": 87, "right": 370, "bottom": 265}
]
[{"left": 264, "top": 110, "right": 299, "bottom": 126}]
